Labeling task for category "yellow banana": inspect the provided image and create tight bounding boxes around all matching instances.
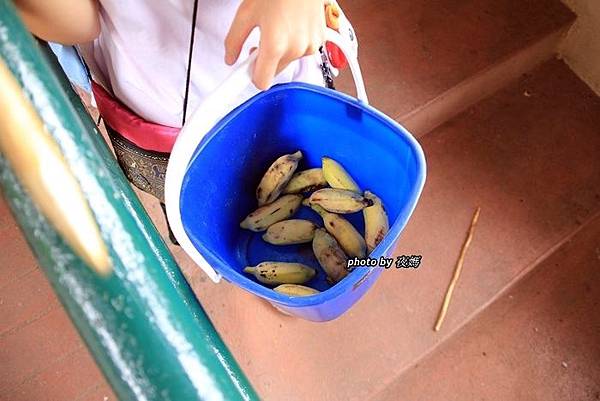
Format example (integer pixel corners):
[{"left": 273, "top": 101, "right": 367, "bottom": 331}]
[
  {"left": 274, "top": 284, "right": 320, "bottom": 296},
  {"left": 256, "top": 151, "right": 303, "bottom": 206},
  {"left": 240, "top": 194, "right": 302, "bottom": 232},
  {"left": 262, "top": 219, "right": 318, "bottom": 245},
  {"left": 312, "top": 228, "right": 349, "bottom": 284},
  {"left": 243, "top": 262, "right": 316, "bottom": 285},
  {"left": 322, "top": 157, "right": 360, "bottom": 192},
  {"left": 308, "top": 203, "right": 366, "bottom": 258},
  {"left": 309, "top": 188, "right": 373, "bottom": 214},
  {"left": 363, "top": 191, "right": 389, "bottom": 253},
  {"left": 283, "top": 168, "right": 328, "bottom": 194}
]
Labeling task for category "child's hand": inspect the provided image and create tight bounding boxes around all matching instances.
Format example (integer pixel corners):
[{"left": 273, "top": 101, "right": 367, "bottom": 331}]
[{"left": 225, "top": 0, "right": 326, "bottom": 90}]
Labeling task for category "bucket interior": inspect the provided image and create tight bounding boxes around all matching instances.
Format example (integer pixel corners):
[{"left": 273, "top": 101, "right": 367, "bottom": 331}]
[{"left": 180, "top": 83, "right": 425, "bottom": 305}]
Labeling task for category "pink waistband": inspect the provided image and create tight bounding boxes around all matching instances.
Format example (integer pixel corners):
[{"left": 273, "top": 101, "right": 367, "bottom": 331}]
[{"left": 92, "top": 82, "right": 180, "bottom": 153}]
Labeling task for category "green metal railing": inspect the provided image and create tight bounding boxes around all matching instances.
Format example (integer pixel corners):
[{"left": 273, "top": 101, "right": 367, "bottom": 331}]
[{"left": 0, "top": 1, "right": 259, "bottom": 400}]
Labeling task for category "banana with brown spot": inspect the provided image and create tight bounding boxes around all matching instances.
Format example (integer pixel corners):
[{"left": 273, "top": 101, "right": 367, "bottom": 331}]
[
  {"left": 262, "top": 219, "right": 318, "bottom": 245},
  {"left": 307, "top": 202, "right": 366, "bottom": 258},
  {"left": 309, "top": 188, "right": 373, "bottom": 214},
  {"left": 283, "top": 168, "right": 328, "bottom": 194},
  {"left": 256, "top": 151, "right": 302, "bottom": 206},
  {"left": 243, "top": 262, "right": 316, "bottom": 285},
  {"left": 322, "top": 156, "right": 360, "bottom": 192},
  {"left": 312, "top": 228, "right": 349, "bottom": 284},
  {"left": 363, "top": 190, "right": 389, "bottom": 253},
  {"left": 274, "top": 284, "right": 320, "bottom": 296},
  {"left": 240, "top": 194, "right": 303, "bottom": 232}
]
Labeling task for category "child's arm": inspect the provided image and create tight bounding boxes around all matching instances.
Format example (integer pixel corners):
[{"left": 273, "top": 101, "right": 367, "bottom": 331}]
[
  {"left": 13, "top": 0, "right": 100, "bottom": 45},
  {"left": 225, "top": 0, "right": 325, "bottom": 90}
]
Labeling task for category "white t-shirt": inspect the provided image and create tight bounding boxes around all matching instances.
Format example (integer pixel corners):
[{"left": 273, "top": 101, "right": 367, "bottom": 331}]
[{"left": 80, "top": 0, "right": 325, "bottom": 127}]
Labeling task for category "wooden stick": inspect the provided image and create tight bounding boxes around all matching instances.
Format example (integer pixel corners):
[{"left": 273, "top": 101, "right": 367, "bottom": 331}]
[{"left": 434, "top": 206, "right": 481, "bottom": 332}]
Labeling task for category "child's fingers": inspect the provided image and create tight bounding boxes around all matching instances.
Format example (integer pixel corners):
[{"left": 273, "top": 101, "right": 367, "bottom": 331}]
[
  {"left": 274, "top": 52, "right": 298, "bottom": 77},
  {"left": 273, "top": 39, "right": 320, "bottom": 77},
  {"left": 253, "top": 52, "right": 280, "bottom": 90},
  {"left": 253, "top": 35, "right": 284, "bottom": 90},
  {"left": 224, "top": 5, "right": 255, "bottom": 65},
  {"left": 254, "top": 37, "right": 320, "bottom": 90}
]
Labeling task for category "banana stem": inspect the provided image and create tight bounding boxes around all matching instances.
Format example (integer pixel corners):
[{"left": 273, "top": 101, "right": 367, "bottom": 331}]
[{"left": 243, "top": 267, "right": 256, "bottom": 274}]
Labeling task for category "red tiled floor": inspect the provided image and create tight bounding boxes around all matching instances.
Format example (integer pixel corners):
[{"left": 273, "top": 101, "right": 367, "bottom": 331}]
[
  {"left": 0, "top": 202, "right": 114, "bottom": 400},
  {"left": 0, "top": 268, "right": 58, "bottom": 337},
  {"left": 337, "top": 0, "right": 573, "bottom": 120},
  {"left": 0, "top": 307, "right": 86, "bottom": 392},
  {"left": 71, "top": 383, "right": 116, "bottom": 401},
  {"left": 7, "top": 347, "right": 109, "bottom": 401},
  {"left": 376, "top": 214, "right": 600, "bottom": 401},
  {"left": 0, "top": 198, "right": 39, "bottom": 286}
]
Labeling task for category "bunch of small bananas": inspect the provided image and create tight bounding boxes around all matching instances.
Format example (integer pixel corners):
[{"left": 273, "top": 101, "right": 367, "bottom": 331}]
[{"left": 240, "top": 151, "right": 389, "bottom": 297}]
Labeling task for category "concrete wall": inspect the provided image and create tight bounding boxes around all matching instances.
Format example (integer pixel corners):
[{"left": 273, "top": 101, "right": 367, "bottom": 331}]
[{"left": 560, "top": 0, "right": 600, "bottom": 95}]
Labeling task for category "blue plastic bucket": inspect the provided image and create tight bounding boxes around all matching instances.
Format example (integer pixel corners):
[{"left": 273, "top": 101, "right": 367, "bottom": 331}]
[{"left": 177, "top": 82, "right": 426, "bottom": 321}]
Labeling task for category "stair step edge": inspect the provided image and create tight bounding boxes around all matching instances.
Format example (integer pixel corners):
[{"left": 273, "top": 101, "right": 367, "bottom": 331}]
[{"left": 399, "top": 26, "right": 571, "bottom": 137}]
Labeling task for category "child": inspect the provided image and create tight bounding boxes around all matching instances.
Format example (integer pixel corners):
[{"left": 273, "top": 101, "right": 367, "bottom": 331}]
[{"left": 15, "top": 0, "right": 349, "bottom": 241}]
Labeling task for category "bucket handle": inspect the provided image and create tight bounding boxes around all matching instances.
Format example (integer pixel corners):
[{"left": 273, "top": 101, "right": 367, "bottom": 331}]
[{"left": 165, "top": 27, "right": 368, "bottom": 283}]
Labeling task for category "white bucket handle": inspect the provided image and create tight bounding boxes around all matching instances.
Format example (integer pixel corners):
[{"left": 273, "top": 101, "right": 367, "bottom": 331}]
[{"left": 165, "top": 27, "right": 368, "bottom": 283}]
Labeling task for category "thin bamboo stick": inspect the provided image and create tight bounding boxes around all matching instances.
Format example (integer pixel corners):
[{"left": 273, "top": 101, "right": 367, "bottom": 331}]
[{"left": 434, "top": 206, "right": 481, "bottom": 332}]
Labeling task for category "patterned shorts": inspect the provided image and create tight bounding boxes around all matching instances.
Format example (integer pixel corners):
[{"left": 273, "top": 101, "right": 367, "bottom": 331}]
[{"left": 105, "top": 124, "right": 169, "bottom": 203}]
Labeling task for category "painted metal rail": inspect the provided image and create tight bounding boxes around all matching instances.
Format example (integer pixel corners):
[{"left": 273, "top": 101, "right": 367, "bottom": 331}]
[{"left": 0, "top": 2, "right": 259, "bottom": 400}]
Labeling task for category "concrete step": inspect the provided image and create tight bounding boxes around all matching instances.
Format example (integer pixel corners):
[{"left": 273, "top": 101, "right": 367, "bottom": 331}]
[
  {"left": 376, "top": 213, "right": 600, "bottom": 401},
  {"left": 337, "top": 0, "right": 574, "bottom": 136}
]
